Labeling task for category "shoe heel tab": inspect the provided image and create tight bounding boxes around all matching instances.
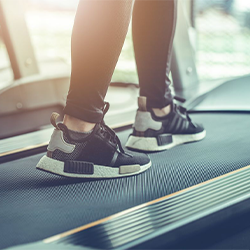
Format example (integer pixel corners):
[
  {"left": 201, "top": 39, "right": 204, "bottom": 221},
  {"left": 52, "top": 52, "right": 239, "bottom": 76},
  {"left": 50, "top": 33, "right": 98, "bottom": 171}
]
[
  {"left": 51, "top": 112, "right": 60, "bottom": 130},
  {"left": 138, "top": 96, "right": 147, "bottom": 111}
]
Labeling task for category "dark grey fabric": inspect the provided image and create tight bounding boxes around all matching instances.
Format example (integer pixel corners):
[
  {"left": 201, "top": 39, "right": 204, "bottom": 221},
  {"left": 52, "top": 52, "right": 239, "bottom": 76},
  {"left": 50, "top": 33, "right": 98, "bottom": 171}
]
[
  {"left": 68, "top": 129, "right": 92, "bottom": 141},
  {"left": 1, "top": 113, "right": 250, "bottom": 249},
  {"left": 114, "top": 151, "right": 149, "bottom": 167}
]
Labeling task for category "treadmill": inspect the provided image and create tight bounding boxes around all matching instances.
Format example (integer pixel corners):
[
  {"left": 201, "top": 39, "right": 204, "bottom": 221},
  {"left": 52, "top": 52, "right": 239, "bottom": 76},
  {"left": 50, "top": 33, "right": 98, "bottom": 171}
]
[
  {"left": 1, "top": 77, "right": 250, "bottom": 250},
  {"left": 1, "top": 1, "right": 250, "bottom": 249}
]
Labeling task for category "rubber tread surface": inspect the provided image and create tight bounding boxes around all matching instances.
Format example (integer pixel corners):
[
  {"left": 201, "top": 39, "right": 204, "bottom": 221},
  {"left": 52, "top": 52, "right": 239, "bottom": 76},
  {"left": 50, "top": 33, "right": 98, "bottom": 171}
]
[
  {"left": 1, "top": 113, "right": 250, "bottom": 249},
  {"left": 194, "top": 75, "right": 250, "bottom": 111}
]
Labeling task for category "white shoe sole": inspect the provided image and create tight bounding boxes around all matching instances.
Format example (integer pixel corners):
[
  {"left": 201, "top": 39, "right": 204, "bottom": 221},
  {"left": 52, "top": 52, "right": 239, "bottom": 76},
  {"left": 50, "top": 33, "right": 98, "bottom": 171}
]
[
  {"left": 126, "top": 130, "right": 206, "bottom": 152},
  {"left": 36, "top": 156, "right": 151, "bottom": 179}
]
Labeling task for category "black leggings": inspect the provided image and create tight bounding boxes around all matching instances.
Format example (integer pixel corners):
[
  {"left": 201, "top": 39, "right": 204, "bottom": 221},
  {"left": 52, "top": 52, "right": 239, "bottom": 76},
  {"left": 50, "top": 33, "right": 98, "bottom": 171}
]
[{"left": 64, "top": 0, "right": 177, "bottom": 123}]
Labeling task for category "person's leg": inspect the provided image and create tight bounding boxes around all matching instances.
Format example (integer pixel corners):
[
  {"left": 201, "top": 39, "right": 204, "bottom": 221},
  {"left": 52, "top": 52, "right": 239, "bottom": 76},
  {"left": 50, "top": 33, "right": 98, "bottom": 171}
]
[
  {"left": 126, "top": 0, "right": 206, "bottom": 152},
  {"left": 64, "top": 0, "right": 135, "bottom": 129},
  {"left": 37, "top": 0, "right": 151, "bottom": 178},
  {"left": 132, "top": 0, "right": 176, "bottom": 110}
]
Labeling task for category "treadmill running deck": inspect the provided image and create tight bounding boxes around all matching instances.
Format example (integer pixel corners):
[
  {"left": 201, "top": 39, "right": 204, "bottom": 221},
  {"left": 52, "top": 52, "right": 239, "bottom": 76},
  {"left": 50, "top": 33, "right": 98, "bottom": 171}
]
[{"left": 1, "top": 113, "right": 250, "bottom": 249}]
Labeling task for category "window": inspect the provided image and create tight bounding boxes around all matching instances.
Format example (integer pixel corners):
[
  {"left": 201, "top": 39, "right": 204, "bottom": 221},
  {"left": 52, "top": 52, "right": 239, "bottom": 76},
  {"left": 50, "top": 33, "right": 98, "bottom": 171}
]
[{"left": 194, "top": 0, "right": 250, "bottom": 80}]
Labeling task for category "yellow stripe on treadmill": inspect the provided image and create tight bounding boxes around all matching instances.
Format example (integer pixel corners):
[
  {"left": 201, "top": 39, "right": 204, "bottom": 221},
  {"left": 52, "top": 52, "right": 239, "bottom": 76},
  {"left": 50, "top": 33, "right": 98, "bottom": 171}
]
[
  {"left": 44, "top": 164, "right": 250, "bottom": 243},
  {"left": 0, "top": 142, "right": 49, "bottom": 158}
]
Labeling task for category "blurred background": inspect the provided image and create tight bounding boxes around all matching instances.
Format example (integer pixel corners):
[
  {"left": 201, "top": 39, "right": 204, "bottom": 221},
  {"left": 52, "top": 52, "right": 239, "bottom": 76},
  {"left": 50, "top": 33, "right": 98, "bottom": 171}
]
[{"left": 0, "top": 0, "right": 250, "bottom": 88}]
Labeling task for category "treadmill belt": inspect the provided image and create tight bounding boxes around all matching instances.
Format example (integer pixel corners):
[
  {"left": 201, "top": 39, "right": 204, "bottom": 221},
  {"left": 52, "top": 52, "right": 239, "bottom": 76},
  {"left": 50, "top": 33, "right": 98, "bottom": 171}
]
[
  {"left": 193, "top": 75, "right": 250, "bottom": 111},
  {"left": 1, "top": 113, "right": 250, "bottom": 249}
]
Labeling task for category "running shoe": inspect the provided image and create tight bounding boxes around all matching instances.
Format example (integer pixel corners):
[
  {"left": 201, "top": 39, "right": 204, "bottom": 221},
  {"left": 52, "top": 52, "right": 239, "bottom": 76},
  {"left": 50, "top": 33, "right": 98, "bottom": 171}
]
[
  {"left": 37, "top": 103, "right": 151, "bottom": 178},
  {"left": 126, "top": 96, "right": 206, "bottom": 152}
]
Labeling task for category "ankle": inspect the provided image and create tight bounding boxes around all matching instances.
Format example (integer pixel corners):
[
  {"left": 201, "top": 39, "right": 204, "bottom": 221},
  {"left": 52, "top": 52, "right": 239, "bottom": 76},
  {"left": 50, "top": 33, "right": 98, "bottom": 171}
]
[
  {"left": 63, "top": 114, "right": 95, "bottom": 133},
  {"left": 152, "top": 104, "right": 171, "bottom": 117}
]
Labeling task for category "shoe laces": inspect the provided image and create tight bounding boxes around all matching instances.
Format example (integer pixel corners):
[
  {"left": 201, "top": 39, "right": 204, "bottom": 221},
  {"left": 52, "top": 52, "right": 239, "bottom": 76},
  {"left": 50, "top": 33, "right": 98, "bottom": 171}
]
[{"left": 99, "top": 102, "right": 130, "bottom": 155}]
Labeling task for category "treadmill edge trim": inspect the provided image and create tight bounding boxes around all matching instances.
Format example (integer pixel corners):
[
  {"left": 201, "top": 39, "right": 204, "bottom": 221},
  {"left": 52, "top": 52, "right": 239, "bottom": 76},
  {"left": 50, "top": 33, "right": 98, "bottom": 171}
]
[{"left": 43, "top": 164, "right": 250, "bottom": 244}]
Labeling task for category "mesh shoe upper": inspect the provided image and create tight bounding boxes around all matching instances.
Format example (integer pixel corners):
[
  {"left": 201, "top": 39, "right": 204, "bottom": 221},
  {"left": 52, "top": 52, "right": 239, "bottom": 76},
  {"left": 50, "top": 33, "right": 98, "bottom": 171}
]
[
  {"left": 48, "top": 104, "right": 150, "bottom": 168},
  {"left": 153, "top": 103, "right": 205, "bottom": 135},
  {"left": 132, "top": 100, "right": 205, "bottom": 138},
  {"left": 113, "top": 151, "right": 150, "bottom": 167}
]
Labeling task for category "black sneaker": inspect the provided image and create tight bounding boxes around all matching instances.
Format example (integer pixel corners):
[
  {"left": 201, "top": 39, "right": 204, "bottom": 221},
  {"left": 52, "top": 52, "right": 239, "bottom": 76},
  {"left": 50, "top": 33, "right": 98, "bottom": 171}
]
[
  {"left": 126, "top": 97, "right": 206, "bottom": 152},
  {"left": 36, "top": 103, "right": 151, "bottom": 178}
]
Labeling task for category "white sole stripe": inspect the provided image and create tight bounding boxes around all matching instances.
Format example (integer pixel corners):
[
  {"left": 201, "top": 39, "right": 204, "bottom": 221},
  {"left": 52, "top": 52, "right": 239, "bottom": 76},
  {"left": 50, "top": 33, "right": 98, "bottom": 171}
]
[
  {"left": 126, "top": 130, "right": 206, "bottom": 152},
  {"left": 36, "top": 156, "right": 151, "bottom": 179}
]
